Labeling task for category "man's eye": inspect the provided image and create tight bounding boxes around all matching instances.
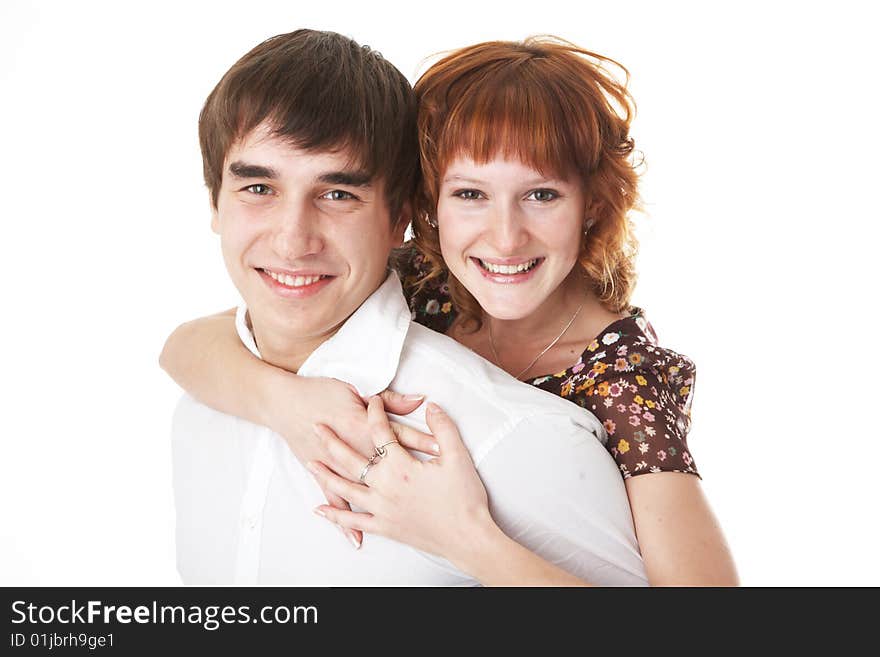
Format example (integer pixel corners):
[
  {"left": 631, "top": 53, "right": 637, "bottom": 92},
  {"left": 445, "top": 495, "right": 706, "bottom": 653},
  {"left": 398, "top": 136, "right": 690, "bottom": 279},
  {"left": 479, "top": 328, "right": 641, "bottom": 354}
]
[
  {"left": 244, "top": 184, "right": 272, "bottom": 195},
  {"left": 322, "top": 190, "right": 357, "bottom": 201},
  {"left": 454, "top": 189, "right": 483, "bottom": 201},
  {"left": 527, "top": 189, "right": 558, "bottom": 202}
]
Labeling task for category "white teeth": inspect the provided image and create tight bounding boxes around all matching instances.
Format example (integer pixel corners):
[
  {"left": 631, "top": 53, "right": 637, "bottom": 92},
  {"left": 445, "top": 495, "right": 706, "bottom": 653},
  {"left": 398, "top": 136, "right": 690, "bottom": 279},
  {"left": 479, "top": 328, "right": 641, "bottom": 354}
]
[
  {"left": 478, "top": 258, "right": 538, "bottom": 274},
  {"left": 265, "top": 270, "right": 325, "bottom": 287}
]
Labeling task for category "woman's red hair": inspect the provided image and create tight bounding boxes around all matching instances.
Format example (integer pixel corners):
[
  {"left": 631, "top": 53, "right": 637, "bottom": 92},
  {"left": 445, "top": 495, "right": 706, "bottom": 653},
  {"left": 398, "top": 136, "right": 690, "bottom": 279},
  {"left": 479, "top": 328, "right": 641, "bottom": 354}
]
[{"left": 410, "top": 36, "right": 641, "bottom": 330}]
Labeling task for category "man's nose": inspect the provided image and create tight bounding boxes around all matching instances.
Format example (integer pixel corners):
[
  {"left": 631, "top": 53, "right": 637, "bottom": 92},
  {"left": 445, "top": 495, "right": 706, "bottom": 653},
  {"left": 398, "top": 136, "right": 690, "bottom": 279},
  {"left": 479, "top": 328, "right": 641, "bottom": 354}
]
[
  {"left": 271, "top": 200, "right": 324, "bottom": 260},
  {"left": 486, "top": 203, "right": 529, "bottom": 254}
]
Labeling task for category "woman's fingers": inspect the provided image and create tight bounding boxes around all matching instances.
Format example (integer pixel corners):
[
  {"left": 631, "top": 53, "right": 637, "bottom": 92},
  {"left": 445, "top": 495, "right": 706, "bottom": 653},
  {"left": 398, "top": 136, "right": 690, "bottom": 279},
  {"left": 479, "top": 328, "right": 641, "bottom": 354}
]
[
  {"left": 424, "top": 403, "right": 470, "bottom": 462},
  {"left": 366, "top": 396, "right": 411, "bottom": 458},
  {"left": 314, "top": 422, "right": 371, "bottom": 482},
  {"left": 376, "top": 388, "right": 424, "bottom": 416},
  {"left": 318, "top": 488, "right": 363, "bottom": 548},
  {"left": 313, "top": 505, "right": 380, "bottom": 535},
  {"left": 307, "top": 460, "right": 372, "bottom": 509},
  {"left": 321, "top": 487, "right": 351, "bottom": 512},
  {"left": 390, "top": 421, "right": 440, "bottom": 456}
]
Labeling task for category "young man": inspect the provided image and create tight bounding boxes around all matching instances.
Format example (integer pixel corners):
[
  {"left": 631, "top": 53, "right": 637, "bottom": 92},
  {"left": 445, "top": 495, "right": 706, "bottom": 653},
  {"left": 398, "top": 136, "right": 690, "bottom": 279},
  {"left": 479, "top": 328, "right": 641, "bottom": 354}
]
[{"left": 171, "top": 29, "right": 646, "bottom": 585}]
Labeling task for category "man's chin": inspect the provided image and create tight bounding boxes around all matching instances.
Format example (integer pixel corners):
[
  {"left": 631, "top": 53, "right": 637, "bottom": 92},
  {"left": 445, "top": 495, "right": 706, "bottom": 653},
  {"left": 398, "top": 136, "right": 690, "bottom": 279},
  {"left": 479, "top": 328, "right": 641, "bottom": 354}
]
[{"left": 248, "top": 301, "right": 348, "bottom": 351}]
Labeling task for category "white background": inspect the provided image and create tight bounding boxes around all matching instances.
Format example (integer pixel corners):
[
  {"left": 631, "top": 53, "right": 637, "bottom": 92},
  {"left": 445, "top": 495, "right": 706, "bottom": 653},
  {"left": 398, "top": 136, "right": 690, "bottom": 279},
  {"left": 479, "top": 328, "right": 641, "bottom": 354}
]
[{"left": 1, "top": 0, "right": 877, "bottom": 586}]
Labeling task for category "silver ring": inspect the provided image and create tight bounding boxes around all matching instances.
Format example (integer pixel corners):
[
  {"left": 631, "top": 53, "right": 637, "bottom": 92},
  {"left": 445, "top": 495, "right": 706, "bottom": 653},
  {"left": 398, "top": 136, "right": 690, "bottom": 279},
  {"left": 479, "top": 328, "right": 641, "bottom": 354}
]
[
  {"left": 358, "top": 453, "right": 380, "bottom": 483},
  {"left": 374, "top": 440, "right": 399, "bottom": 458}
]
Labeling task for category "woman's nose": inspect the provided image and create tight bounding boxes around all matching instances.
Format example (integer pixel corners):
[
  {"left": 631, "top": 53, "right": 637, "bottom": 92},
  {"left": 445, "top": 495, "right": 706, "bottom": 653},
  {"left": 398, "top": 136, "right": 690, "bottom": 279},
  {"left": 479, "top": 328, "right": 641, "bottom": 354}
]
[{"left": 486, "top": 204, "right": 529, "bottom": 254}]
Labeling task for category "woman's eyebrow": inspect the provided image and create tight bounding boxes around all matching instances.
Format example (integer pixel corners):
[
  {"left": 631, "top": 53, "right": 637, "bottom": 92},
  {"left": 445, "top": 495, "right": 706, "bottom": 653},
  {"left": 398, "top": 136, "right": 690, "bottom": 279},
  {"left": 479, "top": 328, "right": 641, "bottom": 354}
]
[
  {"left": 443, "top": 175, "right": 565, "bottom": 186},
  {"left": 443, "top": 175, "right": 485, "bottom": 185},
  {"left": 228, "top": 161, "right": 279, "bottom": 179}
]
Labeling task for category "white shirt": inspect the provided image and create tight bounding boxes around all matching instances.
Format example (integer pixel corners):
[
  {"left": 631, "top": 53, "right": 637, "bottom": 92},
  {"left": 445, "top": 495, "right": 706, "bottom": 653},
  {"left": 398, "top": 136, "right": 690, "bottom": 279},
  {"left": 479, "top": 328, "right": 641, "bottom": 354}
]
[{"left": 172, "top": 273, "right": 647, "bottom": 586}]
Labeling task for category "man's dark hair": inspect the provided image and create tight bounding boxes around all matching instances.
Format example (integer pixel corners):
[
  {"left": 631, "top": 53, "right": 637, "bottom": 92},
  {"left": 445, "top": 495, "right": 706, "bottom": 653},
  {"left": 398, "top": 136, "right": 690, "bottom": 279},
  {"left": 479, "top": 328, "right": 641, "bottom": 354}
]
[{"left": 199, "top": 29, "right": 418, "bottom": 223}]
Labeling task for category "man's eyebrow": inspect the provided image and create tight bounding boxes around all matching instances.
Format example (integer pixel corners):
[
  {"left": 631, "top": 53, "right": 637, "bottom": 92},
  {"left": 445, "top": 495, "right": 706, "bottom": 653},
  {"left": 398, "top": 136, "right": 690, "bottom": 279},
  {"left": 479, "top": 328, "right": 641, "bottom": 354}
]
[
  {"left": 228, "top": 161, "right": 279, "bottom": 179},
  {"left": 318, "top": 171, "right": 373, "bottom": 187}
]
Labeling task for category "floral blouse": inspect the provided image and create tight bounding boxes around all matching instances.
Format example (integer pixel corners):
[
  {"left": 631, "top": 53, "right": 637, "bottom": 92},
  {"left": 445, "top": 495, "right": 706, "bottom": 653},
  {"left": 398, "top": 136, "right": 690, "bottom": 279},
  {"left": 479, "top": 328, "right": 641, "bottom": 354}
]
[{"left": 395, "top": 245, "right": 700, "bottom": 480}]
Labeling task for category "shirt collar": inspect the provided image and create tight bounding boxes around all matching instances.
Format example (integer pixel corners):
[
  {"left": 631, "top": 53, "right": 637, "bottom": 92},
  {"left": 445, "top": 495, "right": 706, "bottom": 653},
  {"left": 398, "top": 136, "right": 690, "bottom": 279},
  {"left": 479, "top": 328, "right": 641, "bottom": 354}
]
[{"left": 235, "top": 272, "right": 411, "bottom": 397}]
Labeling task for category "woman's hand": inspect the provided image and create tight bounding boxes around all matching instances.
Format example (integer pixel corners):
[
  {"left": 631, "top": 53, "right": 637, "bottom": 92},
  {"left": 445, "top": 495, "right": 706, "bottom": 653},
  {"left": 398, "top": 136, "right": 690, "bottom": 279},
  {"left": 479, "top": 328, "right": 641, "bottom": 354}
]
[
  {"left": 308, "top": 397, "right": 496, "bottom": 561},
  {"left": 309, "top": 397, "right": 600, "bottom": 586},
  {"left": 273, "top": 376, "right": 435, "bottom": 547},
  {"left": 160, "top": 310, "right": 435, "bottom": 547},
  {"left": 274, "top": 376, "right": 431, "bottom": 469}
]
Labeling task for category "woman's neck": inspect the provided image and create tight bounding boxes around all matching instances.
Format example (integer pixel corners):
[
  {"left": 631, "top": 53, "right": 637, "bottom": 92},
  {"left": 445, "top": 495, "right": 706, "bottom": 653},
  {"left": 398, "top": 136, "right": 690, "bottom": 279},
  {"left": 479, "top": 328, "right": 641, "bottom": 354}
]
[
  {"left": 464, "top": 275, "right": 626, "bottom": 379},
  {"left": 485, "top": 278, "right": 583, "bottom": 348}
]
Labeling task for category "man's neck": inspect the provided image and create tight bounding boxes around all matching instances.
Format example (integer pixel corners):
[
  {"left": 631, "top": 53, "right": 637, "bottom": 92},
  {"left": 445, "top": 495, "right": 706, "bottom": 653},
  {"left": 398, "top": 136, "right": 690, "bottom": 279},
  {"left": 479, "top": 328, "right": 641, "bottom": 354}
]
[{"left": 247, "top": 312, "right": 342, "bottom": 374}]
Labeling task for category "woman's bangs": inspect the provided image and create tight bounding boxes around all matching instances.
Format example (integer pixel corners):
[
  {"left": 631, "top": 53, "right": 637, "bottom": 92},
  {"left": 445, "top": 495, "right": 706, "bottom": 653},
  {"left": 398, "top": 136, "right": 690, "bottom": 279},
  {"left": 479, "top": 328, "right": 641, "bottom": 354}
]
[{"left": 438, "top": 81, "right": 576, "bottom": 179}]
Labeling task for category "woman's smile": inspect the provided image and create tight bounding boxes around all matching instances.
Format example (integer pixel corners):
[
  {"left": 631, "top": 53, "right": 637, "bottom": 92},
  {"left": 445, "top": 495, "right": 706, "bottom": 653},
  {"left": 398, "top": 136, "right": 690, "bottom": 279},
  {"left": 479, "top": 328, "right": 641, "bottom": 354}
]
[{"left": 471, "top": 256, "right": 545, "bottom": 283}]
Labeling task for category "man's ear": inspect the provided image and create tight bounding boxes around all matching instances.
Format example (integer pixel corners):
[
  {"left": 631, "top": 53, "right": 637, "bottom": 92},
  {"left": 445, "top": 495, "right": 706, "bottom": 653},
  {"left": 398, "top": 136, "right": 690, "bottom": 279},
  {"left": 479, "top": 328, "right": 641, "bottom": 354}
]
[
  {"left": 210, "top": 192, "right": 220, "bottom": 234},
  {"left": 391, "top": 201, "right": 413, "bottom": 247}
]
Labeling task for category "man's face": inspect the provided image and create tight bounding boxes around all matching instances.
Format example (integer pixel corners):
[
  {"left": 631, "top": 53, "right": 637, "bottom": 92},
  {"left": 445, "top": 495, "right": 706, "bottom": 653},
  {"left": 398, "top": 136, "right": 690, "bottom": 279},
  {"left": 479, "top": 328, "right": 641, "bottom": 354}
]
[{"left": 212, "top": 124, "right": 403, "bottom": 350}]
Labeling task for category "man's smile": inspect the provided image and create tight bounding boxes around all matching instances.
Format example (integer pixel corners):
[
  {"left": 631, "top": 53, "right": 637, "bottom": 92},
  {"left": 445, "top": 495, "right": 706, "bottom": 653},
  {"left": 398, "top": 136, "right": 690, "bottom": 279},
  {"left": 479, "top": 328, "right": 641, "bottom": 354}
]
[{"left": 257, "top": 267, "right": 336, "bottom": 297}]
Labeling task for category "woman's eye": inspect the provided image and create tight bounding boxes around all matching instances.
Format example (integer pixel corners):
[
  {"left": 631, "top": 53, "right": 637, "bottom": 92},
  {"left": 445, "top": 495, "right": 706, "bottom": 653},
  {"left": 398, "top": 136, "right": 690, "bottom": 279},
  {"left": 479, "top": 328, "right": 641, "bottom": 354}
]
[
  {"left": 454, "top": 189, "right": 483, "bottom": 201},
  {"left": 527, "top": 189, "right": 558, "bottom": 202},
  {"left": 322, "top": 190, "right": 357, "bottom": 201},
  {"left": 244, "top": 184, "right": 272, "bottom": 195}
]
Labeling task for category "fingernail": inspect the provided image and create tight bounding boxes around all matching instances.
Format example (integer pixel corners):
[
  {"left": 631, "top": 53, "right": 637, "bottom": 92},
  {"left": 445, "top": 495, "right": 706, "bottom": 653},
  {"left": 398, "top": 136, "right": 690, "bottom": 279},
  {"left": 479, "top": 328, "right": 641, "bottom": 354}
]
[
  {"left": 403, "top": 394, "right": 425, "bottom": 401},
  {"left": 313, "top": 507, "right": 326, "bottom": 518},
  {"left": 432, "top": 442, "right": 440, "bottom": 454},
  {"left": 347, "top": 531, "right": 361, "bottom": 550},
  {"left": 426, "top": 402, "right": 441, "bottom": 415}
]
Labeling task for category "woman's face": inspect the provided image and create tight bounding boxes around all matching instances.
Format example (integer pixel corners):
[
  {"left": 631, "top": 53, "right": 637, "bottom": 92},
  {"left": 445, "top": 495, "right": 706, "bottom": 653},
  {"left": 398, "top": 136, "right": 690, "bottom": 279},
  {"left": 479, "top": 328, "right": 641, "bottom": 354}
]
[{"left": 437, "top": 156, "right": 586, "bottom": 321}]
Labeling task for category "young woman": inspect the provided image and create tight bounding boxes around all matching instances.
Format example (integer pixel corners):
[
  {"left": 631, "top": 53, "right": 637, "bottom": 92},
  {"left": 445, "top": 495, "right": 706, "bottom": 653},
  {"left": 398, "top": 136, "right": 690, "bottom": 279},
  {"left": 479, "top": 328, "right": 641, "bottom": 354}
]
[{"left": 161, "top": 37, "right": 737, "bottom": 586}]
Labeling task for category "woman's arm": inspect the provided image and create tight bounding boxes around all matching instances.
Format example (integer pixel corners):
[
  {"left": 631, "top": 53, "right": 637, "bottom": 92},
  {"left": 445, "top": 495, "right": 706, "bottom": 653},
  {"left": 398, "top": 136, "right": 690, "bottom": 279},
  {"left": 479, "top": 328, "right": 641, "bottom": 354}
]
[
  {"left": 160, "top": 309, "right": 277, "bottom": 427},
  {"left": 159, "top": 312, "right": 428, "bottom": 459},
  {"left": 160, "top": 310, "right": 363, "bottom": 453},
  {"left": 626, "top": 473, "right": 739, "bottom": 585},
  {"left": 585, "top": 342, "right": 738, "bottom": 584}
]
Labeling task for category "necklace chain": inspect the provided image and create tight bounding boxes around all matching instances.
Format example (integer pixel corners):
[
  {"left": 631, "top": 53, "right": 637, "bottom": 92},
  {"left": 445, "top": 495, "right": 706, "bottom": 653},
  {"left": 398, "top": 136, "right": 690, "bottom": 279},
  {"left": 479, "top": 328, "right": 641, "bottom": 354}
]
[{"left": 488, "top": 299, "right": 586, "bottom": 380}]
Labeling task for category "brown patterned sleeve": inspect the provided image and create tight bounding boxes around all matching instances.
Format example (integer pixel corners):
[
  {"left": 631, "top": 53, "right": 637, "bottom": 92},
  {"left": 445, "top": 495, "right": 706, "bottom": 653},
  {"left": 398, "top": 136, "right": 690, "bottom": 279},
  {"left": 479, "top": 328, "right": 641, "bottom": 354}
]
[{"left": 584, "top": 348, "right": 700, "bottom": 480}]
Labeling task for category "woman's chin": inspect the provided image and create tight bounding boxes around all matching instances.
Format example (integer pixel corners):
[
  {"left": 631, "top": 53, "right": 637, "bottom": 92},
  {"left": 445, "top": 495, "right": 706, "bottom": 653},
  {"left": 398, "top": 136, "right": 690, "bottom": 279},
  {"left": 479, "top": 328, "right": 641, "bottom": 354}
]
[
  {"left": 456, "top": 270, "right": 557, "bottom": 322},
  {"left": 474, "top": 296, "right": 541, "bottom": 322}
]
